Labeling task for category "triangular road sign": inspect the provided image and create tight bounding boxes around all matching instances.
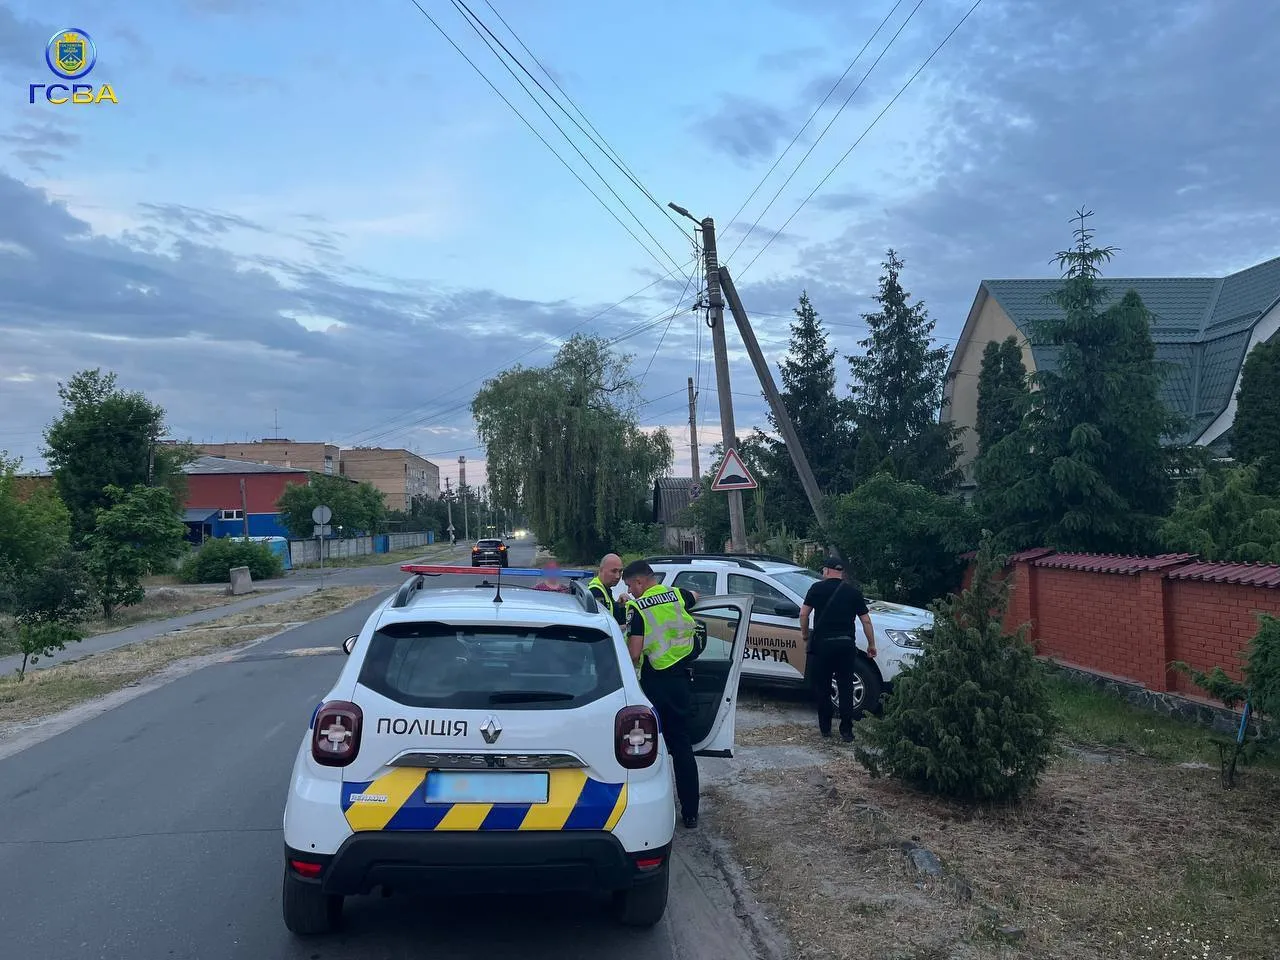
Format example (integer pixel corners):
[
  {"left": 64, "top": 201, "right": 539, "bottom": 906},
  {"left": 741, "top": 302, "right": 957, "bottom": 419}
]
[{"left": 711, "top": 447, "right": 757, "bottom": 491}]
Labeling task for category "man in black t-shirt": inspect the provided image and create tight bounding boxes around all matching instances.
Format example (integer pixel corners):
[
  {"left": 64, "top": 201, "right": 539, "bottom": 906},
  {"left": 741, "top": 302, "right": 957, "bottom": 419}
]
[{"left": 799, "top": 556, "right": 876, "bottom": 741}]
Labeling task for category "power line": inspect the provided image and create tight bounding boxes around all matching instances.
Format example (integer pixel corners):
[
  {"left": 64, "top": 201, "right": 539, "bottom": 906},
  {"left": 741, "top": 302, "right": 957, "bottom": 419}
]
[
  {"left": 405, "top": 0, "right": 671, "bottom": 275},
  {"left": 474, "top": 0, "right": 688, "bottom": 237},
  {"left": 725, "top": 0, "right": 926, "bottom": 265},
  {"left": 337, "top": 258, "right": 694, "bottom": 447},
  {"left": 738, "top": 0, "right": 985, "bottom": 279},
  {"left": 638, "top": 267, "right": 697, "bottom": 384},
  {"left": 445, "top": 0, "right": 688, "bottom": 277},
  {"left": 720, "top": 0, "right": 908, "bottom": 252},
  {"left": 348, "top": 262, "right": 701, "bottom": 448}
]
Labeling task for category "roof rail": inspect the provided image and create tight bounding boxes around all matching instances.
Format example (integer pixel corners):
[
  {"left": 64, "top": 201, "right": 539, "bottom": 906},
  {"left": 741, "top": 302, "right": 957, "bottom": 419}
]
[
  {"left": 391, "top": 573, "right": 424, "bottom": 608},
  {"left": 569, "top": 578, "right": 600, "bottom": 615},
  {"left": 643, "top": 554, "right": 766, "bottom": 571}
]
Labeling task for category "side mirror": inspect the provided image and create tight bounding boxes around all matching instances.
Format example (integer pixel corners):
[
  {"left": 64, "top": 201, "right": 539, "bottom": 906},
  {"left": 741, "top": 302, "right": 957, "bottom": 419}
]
[
  {"left": 342, "top": 636, "right": 358, "bottom": 655},
  {"left": 774, "top": 603, "right": 800, "bottom": 619}
]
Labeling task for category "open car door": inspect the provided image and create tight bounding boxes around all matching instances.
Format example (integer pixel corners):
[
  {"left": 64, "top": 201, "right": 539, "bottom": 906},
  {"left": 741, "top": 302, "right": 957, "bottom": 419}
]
[{"left": 686, "top": 595, "right": 754, "bottom": 759}]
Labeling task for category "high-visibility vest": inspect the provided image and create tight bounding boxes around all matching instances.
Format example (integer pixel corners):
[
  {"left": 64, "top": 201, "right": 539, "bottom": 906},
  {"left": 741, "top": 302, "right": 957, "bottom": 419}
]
[
  {"left": 587, "top": 576, "right": 620, "bottom": 620},
  {"left": 625, "top": 584, "right": 697, "bottom": 670}
]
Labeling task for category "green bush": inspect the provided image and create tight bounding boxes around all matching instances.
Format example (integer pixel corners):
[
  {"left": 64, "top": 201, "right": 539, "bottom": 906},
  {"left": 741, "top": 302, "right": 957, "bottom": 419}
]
[
  {"left": 854, "top": 533, "right": 1058, "bottom": 802},
  {"left": 1173, "top": 613, "right": 1280, "bottom": 786},
  {"left": 179, "top": 538, "right": 283, "bottom": 584}
]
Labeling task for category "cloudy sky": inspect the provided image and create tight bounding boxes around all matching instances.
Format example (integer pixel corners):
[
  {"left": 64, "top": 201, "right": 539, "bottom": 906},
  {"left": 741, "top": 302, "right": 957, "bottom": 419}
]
[{"left": 1, "top": 0, "right": 1275, "bottom": 492}]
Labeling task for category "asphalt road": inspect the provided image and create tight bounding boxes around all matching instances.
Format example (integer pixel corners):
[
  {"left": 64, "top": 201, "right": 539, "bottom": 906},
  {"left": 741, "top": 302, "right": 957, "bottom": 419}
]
[{"left": 0, "top": 539, "right": 766, "bottom": 959}]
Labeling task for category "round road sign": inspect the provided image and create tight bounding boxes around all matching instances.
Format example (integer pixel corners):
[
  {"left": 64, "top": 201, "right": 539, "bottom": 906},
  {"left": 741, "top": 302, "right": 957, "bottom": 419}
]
[{"left": 312, "top": 504, "right": 333, "bottom": 525}]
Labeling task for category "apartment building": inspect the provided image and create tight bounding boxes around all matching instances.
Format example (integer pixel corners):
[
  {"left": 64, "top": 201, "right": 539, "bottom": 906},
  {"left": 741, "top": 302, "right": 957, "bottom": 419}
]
[
  {"left": 192, "top": 439, "right": 339, "bottom": 476},
  {"left": 339, "top": 447, "right": 441, "bottom": 510}
]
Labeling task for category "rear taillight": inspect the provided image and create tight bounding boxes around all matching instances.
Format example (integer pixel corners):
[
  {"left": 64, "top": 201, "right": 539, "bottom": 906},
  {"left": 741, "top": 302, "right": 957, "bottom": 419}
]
[
  {"left": 289, "top": 859, "right": 323, "bottom": 878},
  {"left": 311, "top": 700, "right": 362, "bottom": 766},
  {"left": 615, "top": 706, "right": 659, "bottom": 769},
  {"left": 634, "top": 854, "right": 665, "bottom": 871}
]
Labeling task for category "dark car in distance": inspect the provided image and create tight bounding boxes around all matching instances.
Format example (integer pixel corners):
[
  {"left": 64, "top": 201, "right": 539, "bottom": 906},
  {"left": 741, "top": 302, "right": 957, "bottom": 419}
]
[{"left": 471, "top": 537, "right": 508, "bottom": 567}]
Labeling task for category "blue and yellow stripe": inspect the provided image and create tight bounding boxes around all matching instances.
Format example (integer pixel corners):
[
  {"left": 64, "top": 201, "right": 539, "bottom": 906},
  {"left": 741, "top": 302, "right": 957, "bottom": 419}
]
[{"left": 341, "top": 768, "right": 628, "bottom": 832}]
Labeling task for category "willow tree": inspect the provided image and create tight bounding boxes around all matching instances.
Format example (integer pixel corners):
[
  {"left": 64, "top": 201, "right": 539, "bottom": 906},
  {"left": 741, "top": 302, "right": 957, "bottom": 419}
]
[{"left": 472, "top": 335, "right": 673, "bottom": 559}]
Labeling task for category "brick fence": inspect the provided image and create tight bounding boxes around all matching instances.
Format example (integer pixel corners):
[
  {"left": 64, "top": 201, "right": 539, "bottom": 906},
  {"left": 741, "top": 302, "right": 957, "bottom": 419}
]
[{"left": 963, "top": 550, "right": 1280, "bottom": 695}]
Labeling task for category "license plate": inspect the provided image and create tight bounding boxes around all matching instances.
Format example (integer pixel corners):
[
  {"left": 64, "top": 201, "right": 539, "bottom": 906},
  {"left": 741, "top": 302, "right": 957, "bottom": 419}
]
[{"left": 425, "top": 771, "right": 549, "bottom": 804}]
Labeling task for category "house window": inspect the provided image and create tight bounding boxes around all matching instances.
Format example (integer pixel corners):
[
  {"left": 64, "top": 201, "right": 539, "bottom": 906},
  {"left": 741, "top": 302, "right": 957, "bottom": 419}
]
[
  {"left": 324, "top": 456, "right": 334, "bottom": 475},
  {"left": 220, "top": 509, "right": 244, "bottom": 521}
]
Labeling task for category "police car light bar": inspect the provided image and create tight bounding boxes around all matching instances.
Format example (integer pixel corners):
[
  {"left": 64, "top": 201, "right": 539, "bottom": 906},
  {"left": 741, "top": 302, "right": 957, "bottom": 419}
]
[{"left": 400, "top": 564, "right": 594, "bottom": 579}]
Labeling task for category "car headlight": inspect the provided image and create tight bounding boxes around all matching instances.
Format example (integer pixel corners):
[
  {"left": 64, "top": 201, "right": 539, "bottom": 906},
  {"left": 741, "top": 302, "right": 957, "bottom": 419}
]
[{"left": 885, "top": 628, "right": 925, "bottom": 649}]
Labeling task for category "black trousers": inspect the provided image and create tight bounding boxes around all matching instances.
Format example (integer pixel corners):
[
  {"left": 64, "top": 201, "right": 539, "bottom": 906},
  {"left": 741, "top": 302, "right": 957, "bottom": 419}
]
[
  {"left": 641, "top": 661, "right": 699, "bottom": 818},
  {"left": 812, "top": 639, "right": 858, "bottom": 736}
]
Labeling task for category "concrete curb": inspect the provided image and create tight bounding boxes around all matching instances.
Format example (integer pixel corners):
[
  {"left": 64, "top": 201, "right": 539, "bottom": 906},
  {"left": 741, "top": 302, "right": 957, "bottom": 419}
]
[{"left": 699, "top": 831, "right": 793, "bottom": 960}]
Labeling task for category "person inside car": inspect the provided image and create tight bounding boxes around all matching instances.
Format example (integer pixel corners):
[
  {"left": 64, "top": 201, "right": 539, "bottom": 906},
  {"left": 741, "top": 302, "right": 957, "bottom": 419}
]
[{"left": 533, "top": 560, "right": 571, "bottom": 593}]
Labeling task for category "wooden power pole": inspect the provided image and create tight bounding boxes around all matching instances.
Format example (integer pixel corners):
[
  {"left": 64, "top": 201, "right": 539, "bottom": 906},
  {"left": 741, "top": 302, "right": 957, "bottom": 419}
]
[
  {"left": 719, "top": 264, "right": 834, "bottom": 547},
  {"left": 701, "top": 218, "right": 748, "bottom": 552},
  {"left": 687, "top": 376, "right": 700, "bottom": 479}
]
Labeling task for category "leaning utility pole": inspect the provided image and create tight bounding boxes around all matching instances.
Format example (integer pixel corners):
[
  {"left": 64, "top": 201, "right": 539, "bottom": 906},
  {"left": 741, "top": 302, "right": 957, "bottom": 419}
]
[
  {"left": 701, "top": 217, "right": 748, "bottom": 552},
  {"left": 687, "top": 376, "right": 700, "bottom": 480},
  {"left": 719, "top": 264, "right": 835, "bottom": 551}
]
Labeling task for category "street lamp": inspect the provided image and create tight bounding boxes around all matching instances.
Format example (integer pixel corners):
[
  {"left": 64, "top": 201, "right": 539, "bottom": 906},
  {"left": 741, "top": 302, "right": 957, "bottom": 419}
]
[{"left": 667, "top": 202, "right": 701, "bottom": 225}]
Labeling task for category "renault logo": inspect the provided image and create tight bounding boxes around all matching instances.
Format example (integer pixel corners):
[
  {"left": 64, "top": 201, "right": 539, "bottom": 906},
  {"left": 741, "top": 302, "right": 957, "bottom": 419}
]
[{"left": 479, "top": 715, "right": 503, "bottom": 744}]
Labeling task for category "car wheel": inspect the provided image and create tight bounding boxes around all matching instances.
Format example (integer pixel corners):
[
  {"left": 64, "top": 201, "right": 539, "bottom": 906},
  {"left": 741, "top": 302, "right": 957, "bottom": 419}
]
[
  {"left": 282, "top": 868, "right": 342, "bottom": 935},
  {"left": 613, "top": 862, "right": 669, "bottom": 927},
  {"left": 830, "top": 655, "right": 882, "bottom": 718}
]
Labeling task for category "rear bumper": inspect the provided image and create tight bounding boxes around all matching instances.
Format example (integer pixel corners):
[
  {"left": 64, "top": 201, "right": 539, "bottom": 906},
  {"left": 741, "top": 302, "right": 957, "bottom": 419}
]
[{"left": 287, "top": 833, "right": 669, "bottom": 897}]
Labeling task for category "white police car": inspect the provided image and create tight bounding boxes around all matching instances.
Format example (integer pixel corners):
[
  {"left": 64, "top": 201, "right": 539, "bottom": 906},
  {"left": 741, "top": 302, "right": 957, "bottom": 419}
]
[{"left": 281, "top": 564, "right": 752, "bottom": 934}]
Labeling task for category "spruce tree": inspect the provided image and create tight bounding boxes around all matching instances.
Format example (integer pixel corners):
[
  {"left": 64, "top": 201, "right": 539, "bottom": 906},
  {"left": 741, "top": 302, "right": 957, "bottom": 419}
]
[
  {"left": 759, "top": 291, "right": 853, "bottom": 534},
  {"left": 848, "top": 250, "right": 961, "bottom": 493},
  {"left": 1232, "top": 339, "right": 1280, "bottom": 495},
  {"left": 854, "top": 534, "right": 1058, "bottom": 803},
  {"left": 972, "top": 337, "right": 1032, "bottom": 550},
  {"left": 974, "top": 336, "right": 1028, "bottom": 459},
  {"left": 979, "top": 212, "right": 1179, "bottom": 553}
]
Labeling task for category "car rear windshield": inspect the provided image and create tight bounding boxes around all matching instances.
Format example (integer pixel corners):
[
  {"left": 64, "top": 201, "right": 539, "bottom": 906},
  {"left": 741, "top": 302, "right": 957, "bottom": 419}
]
[
  {"left": 358, "top": 621, "right": 623, "bottom": 710},
  {"left": 477, "top": 539, "right": 503, "bottom": 548}
]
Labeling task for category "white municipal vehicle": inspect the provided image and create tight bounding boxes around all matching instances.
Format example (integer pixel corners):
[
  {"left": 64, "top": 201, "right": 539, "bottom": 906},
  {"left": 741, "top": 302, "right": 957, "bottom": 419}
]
[
  {"left": 281, "top": 563, "right": 752, "bottom": 934},
  {"left": 622, "top": 554, "right": 933, "bottom": 716}
]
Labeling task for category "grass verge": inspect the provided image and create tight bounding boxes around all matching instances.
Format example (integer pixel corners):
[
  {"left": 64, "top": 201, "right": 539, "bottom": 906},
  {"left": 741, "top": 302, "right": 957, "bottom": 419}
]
[
  {"left": 0, "top": 585, "right": 382, "bottom": 728},
  {"left": 712, "top": 679, "right": 1280, "bottom": 960},
  {"left": 292, "top": 543, "right": 455, "bottom": 569},
  {"left": 0, "top": 585, "right": 282, "bottom": 657}
]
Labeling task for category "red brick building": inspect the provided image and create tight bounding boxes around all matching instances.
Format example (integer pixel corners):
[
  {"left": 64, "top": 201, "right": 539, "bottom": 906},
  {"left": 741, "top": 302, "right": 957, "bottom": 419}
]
[{"left": 182, "top": 456, "right": 313, "bottom": 540}]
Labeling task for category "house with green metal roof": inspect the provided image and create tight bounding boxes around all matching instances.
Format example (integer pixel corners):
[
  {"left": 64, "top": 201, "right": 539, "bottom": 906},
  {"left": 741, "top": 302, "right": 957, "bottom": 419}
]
[{"left": 941, "top": 255, "right": 1280, "bottom": 485}]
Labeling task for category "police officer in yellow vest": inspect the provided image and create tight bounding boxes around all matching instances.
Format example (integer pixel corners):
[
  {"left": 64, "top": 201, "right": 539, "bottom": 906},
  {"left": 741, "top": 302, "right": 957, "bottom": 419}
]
[
  {"left": 586, "top": 553, "right": 627, "bottom": 626},
  {"left": 621, "top": 559, "right": 702, "bottom": 829}
]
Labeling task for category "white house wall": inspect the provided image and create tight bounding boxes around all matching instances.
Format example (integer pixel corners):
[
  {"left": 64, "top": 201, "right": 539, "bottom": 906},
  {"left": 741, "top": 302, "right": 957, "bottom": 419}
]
[{"left": 1198, "top": 299, "right": 1280, "bottom": 447}]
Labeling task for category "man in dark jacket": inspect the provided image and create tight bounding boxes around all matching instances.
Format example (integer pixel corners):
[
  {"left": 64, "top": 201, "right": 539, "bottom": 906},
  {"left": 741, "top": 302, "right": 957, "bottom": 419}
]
[{"left": 799, "top": 557, "right": 876, "bottom": 741}]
